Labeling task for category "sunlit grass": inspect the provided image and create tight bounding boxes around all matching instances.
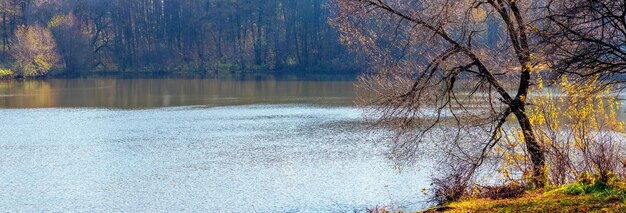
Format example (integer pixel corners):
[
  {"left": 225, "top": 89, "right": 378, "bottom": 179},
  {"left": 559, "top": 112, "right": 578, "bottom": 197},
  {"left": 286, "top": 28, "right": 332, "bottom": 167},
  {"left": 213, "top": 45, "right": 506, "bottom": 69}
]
[{"left": 431, "top": 181, "right": 626, "bottom": 212}]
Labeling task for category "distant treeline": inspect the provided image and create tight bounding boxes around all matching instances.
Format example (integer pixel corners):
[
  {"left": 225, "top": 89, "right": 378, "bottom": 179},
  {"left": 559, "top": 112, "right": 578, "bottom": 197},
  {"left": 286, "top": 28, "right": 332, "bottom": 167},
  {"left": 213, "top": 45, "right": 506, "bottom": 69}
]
[{"left": 0, "top": 0, "right": 358, "bottom": 77}]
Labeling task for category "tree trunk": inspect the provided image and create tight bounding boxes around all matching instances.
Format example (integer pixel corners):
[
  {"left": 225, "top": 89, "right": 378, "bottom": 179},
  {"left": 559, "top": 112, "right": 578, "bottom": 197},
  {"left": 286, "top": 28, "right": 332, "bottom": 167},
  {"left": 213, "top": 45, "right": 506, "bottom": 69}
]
[
  {"left": 513, "top": 59, "right": 547, "bottom": 188},
  {"left": 2, "top": 12, "right": 6, "bottom": 58},
  {"left": 513, "top": 109, "right": 546, "bottom": 187}
]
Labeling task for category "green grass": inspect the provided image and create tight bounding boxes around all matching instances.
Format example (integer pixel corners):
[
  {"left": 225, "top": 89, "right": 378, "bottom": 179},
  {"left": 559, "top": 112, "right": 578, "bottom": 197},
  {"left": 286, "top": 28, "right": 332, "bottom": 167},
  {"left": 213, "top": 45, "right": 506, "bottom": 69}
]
[{"left": 427, "top": 181, "right": 626, "bottom": 212}]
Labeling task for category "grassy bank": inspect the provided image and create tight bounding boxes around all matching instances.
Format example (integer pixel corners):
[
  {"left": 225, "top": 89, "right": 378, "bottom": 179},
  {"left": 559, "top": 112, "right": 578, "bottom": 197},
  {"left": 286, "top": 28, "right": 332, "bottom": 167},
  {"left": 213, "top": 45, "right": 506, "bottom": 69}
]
[{"left": 424, "top": 181, "right": 626, "bottom": 212}]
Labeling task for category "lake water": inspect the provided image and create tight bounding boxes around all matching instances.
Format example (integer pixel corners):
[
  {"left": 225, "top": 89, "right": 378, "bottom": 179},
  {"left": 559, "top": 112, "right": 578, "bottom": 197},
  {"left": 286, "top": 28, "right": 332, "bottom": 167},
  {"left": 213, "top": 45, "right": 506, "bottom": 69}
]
[{"left": 0, "top": 75, "right": 430, "bottom": 212}]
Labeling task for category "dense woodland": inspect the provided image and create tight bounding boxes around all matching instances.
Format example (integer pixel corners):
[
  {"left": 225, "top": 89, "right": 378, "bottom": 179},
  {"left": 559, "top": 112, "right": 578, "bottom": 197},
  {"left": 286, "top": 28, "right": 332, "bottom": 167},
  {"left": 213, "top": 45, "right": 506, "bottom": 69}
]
[{"left": 0, "top": 0, "right": 356, "bottom": 77}]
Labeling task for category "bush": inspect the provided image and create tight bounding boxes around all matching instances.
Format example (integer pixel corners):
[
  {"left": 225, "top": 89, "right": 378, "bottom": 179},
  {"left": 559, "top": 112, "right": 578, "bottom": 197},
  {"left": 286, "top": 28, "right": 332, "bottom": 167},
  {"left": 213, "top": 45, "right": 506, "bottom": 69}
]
[
  {"left": 497, "top": 75, "right": 626, "bottom": 187},
  {"left": 0, "top": 68, "right": 13, "bottom": 78},
  {"left": 563, "top": 180, "right": 612, "bottom": 195},
  {"left": 430, "top": 165, "right": 474, "bottom": 205},
  {"left": 563, "top": 183, "right": 587, "bottom": 195}
]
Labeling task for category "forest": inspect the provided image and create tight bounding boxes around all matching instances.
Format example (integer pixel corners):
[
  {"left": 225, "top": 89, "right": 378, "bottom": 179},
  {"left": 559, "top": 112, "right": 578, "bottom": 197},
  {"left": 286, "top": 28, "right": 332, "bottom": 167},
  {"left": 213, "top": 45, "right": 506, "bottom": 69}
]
[{"left": 0, "top": 0, "right": 356, "bottom": 77}]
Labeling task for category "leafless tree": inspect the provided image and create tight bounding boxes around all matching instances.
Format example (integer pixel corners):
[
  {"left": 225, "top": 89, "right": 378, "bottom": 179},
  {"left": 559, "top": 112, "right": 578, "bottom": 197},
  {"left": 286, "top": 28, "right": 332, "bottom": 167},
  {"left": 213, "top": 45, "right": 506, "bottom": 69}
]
[
  {"left": 542, "top": 0, "right": 626, "bottom": 86},
  {"left": 330, "top": 0, "right": 548, "bottom": 187}
]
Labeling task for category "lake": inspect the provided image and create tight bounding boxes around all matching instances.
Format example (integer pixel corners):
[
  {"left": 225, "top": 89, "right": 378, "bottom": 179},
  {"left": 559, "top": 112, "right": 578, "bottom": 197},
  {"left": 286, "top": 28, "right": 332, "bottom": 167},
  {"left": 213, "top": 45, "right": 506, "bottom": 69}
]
[{"left": 0, "top": 74, "right": 430, "bottom": 212}]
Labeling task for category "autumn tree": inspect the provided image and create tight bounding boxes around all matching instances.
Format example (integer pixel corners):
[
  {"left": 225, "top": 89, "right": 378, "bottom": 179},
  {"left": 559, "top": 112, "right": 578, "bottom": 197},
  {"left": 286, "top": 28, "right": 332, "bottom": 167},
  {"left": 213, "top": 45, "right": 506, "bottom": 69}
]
[
  {"left": 11, "top": 24, "right": 61, "bottom": 76},
  {"left": 330, "top": 0, "right": 548, "bottom": 187}
]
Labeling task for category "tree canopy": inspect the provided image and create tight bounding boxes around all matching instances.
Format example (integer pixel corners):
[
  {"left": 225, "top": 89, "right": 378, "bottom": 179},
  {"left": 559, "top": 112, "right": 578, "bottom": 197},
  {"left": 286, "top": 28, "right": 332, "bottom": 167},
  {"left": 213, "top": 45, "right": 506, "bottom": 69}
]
[{"left": 0, "top": 0, "right": 357, "bottom": 75}]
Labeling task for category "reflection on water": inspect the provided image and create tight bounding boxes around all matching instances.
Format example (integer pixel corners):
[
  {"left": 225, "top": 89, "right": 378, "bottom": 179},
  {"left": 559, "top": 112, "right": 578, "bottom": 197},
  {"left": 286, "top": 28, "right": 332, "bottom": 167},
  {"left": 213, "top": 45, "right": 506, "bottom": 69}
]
[
  {"left": 0, "top": 75, "right": 432, "bottom": 212},
  {"left": 0, "top": 105, "right": 429, "bottom": 212},
  {"left": 0, "top": 75, "right": 356, "bottom": 108}
]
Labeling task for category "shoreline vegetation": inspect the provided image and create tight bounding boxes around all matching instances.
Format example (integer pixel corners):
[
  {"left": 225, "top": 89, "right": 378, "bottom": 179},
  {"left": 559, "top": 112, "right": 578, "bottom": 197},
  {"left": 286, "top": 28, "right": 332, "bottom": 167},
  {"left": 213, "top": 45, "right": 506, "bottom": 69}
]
[
  {"left": 0, "top": 67, "right": 12, "bottom": 80},
  {"left": 0, "top": 66, "right": 362, "bottom": 80},
  {"left": 420, "top": 180, "right": 626, "bottom": 213}
]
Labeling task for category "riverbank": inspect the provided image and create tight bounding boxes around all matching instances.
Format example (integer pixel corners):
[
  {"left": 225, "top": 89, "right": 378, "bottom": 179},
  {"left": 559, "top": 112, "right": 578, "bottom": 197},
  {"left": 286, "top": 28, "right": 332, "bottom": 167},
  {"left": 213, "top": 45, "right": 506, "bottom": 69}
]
[
  {"left": 0, "top": 59, "right": 363, "bottom": 80},
  {"left": 425, "top": 181, "right": 626, "bottom": 212},
  {"left": 0, "top": 68, "right": 363, "bottom": 81}
]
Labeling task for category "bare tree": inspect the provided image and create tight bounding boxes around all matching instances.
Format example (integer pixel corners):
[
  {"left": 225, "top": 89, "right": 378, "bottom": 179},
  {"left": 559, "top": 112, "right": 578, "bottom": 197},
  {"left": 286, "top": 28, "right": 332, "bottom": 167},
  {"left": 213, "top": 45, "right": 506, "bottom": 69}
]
[
  {"left": 541, "top": 0, "right": 626, "bottom": 86},
  {"left": 330, "top": 0, "right": 548, "bottom": 187},
  {"left": 49, "top": 13, "right": 94, "bottom": 72}
]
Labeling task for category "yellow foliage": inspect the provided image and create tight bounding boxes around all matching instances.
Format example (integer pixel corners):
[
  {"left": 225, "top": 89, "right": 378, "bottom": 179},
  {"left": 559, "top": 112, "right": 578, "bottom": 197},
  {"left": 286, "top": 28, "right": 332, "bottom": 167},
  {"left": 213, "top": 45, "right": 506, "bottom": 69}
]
[
  {"left": 0, "top": 68, "right": 13, "bottom": 77},
  {"left": 496, "top": 72, "right": 625, "bottom": 185},
  {"left": 34, "top": 54, "right": 51, "bottom": 72},
  {"left": 11, "top": 25, "right": 61, "bottom": 77},
  {"left": 48, "top": 15, "right": 65, "bottom": 28}
]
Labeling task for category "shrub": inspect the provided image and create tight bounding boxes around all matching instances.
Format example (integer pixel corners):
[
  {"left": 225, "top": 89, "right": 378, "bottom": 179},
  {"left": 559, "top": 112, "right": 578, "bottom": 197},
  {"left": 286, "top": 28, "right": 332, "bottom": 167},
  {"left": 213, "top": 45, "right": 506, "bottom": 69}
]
[
  {"left": 563, "top": 183, "right": 588, "bottom": 195},
  {"left": 430, "top": 164, "right": 474, "bottom": 205},
  {"left": 0, "top": 68, "right": 13, "bottom": 78},
  {"left": 496, "top": 74, "right": 626, "bottom": 186},
  {"left": 563, "top": 179, "right": 612, "bottom": 195}
]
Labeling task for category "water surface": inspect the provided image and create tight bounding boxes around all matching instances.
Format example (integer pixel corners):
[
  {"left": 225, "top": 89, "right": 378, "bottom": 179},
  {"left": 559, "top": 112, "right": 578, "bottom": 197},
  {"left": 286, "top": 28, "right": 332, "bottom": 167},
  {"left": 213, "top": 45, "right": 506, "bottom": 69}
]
[{"left": 0, "top": 76, "right": 429, "bottom": 212}]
